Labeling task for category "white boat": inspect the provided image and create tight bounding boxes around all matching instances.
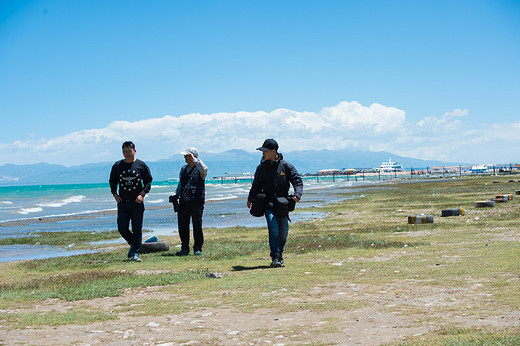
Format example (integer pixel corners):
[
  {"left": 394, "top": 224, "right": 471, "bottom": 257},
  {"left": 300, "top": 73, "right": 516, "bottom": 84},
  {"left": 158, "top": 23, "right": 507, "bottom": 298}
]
[
  {"left": 470, "top": 165, "right": 488, "bottom": 173},
  {"left": 379, "top": 158, "right": 404, "bottom": 172}
]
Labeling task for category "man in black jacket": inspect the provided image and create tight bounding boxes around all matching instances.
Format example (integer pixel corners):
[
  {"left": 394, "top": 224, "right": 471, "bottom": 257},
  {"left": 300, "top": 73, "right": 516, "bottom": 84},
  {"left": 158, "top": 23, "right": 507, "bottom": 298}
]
[
  {"left": 247, "top": 139, "right": 303, "bottom": 267},
  {"left": 109, "top": 141, "right": 153, "bottom": 262}
]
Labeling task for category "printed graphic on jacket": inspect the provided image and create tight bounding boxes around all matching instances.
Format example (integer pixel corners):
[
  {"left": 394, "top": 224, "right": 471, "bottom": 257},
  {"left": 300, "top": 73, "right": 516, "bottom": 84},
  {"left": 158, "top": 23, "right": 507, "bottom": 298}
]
[{"left": 119, "top": 169, "right": 142, "bottom": 192}]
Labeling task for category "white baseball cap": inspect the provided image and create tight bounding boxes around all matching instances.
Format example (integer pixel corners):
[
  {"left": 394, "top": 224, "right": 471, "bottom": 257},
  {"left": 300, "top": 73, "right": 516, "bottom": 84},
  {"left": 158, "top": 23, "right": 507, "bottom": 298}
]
[{"left": 179, "top": 147, "right": 199, "bottom": 158}]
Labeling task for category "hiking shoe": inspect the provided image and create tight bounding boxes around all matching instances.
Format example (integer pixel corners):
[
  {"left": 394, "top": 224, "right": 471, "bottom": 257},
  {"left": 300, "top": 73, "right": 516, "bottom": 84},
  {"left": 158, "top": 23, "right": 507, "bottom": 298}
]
[
  {"left": 270, "top": 253, "right": 282, "bottom": 268},
  {"left": 131, "top": 253, "right": 141, "bottom": 262},
  {"left": 194, "top": 250, "right": 202, "bottom": 256},
  {"left": 176, "top": 249, "right": 189, "bottom": 256},
  {"left": 270, "top": 258, "right": 282, "bottom": 268}
]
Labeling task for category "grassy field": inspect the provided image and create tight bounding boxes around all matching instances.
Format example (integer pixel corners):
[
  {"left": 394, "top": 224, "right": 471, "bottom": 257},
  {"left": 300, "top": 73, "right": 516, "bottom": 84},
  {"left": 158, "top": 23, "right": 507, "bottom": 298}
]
[{"left": 0, "top": 175, "right": 519, "bottom": 345}]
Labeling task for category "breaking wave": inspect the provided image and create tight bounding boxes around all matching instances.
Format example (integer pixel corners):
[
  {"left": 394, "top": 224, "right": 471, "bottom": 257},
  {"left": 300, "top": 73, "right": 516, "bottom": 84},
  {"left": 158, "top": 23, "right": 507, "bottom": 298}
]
[
  {"left": 37, "top": 195, "right": 86, "bottom": 208},
  {"left": 18, "top": 207, "right": 44, "bottom": 215}
]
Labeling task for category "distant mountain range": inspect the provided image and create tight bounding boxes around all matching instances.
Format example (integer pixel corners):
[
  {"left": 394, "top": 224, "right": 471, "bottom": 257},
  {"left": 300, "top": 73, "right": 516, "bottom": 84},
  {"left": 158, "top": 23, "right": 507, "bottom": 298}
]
[{"left": 0, "top": 149, "right": 468, "bottom": 186}]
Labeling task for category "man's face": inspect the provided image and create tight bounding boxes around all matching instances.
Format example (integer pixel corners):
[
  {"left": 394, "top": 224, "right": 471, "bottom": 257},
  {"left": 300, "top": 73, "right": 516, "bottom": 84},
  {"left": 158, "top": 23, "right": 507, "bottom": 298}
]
[
  {"left": 122, "top": 147, "right": 136, "bottom": 161},
  {"left": 262, "top": 149, "right": 277, "bottom": 162},
  {"left": 184, "top": 153, "right": 195, "bottom": 165}
]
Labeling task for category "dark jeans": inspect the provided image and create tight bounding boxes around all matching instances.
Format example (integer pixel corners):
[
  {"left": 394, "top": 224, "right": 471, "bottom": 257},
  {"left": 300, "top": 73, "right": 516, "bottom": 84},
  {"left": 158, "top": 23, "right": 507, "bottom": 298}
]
[
  {"left": 177, "top": 202, "right": 204, "bottom": 252},
  {"left": 117, "top": 201, "right": 145, "bottom": 254},
  {"left": 265, "top": 208, "right": 289, "bottom": 259}
]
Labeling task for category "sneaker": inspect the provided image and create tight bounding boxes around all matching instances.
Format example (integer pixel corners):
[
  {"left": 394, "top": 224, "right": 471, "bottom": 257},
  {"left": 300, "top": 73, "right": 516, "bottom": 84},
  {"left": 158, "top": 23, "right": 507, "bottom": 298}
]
[
  {"left": 270, "top": 253, "right": 282, "bottom": 268},
  {"left": 194, "top": 250, "right": 202, "bottom": 256},
  {"left": 176, "top": 249, "right": 189, "bottom": 256},
  {"left": 131, "top": 253, "right": 141, "bottom": 262}
]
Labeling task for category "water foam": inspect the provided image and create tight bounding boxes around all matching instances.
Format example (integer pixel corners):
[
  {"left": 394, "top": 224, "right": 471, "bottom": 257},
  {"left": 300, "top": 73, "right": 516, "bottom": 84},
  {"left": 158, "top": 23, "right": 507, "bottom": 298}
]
[
  {"left": 37, "top": 195, "right": 86, "bottom": 208},
  {"left": 146, "top": 199, "right": 164, "bottom": 204},
  {"left": 18, "top": 207, "right": 44, "bottom": 215},
  {"left": 4, "top": 208, "right": 117, "bottom": 223},
  {"left": 206, "top": 195, "right": 239, "bottom": 202}
]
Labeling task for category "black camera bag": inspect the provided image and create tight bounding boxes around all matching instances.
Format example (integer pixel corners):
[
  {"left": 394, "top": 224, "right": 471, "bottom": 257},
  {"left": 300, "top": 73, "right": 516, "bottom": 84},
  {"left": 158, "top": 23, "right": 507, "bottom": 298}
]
[
  {"left": 274, "top": 196, "right": 289, "bottom": 218},
  {"left": 250, "top": 193, "right": 267, "bottom": 217},
  {"left": 169, "top": 194, "right": 179, "bottom": 213},
  {"left": 288, "top": 195, "right": 296, "bottom": 211}
]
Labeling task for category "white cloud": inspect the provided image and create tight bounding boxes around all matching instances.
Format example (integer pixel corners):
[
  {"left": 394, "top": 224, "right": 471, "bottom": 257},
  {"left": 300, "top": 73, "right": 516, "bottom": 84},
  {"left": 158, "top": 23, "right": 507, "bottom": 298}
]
[
  {"left": 0, "top": 101, "right": 518, "bottom": 166},
  {"left": 320, "top": 101, "right": 406, "bottom": 135},
  {"left": 416, "top": 108, "right": 469, "bottom": 133}
]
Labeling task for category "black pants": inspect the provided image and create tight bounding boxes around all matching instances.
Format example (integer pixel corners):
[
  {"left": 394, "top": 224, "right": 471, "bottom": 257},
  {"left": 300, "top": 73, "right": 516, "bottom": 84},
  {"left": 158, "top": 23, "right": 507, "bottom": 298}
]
[
  {"left": 177, "top": 202, "right": 204, "bottom": 252},
  {"left": 117, "top": 201, "right": 144, "bottom": 254}
]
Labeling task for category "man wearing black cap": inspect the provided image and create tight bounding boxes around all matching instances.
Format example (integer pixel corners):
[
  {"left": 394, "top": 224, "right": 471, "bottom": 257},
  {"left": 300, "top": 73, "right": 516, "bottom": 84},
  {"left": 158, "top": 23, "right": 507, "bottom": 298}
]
[{"left": 247, "top": 139, "right": 303, "bottom": 267}]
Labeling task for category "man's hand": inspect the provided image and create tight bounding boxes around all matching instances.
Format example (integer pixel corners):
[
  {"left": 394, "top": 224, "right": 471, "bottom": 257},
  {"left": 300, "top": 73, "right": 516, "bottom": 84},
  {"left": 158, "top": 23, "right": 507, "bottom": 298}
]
[
  {"left": 136, "top": 195, "right": 144, "bottom": 203},
  {"left": 247, "top": 201, "right": 252, "bottom": 209},
  {"left": 113, "top": 194, "right": 122, "bottom": 203},
  {"left": 292, "top": 196, "right": 300, "bottom": 203}
]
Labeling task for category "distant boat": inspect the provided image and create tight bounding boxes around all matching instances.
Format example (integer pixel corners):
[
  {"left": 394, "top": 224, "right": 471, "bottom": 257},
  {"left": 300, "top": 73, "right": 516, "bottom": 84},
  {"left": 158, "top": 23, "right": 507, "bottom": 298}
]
[
  {"left": 165, "top": 177, "right": 179, "bottom": 182},
  {"left": 470, "top": 165, "right": 488, "bottom": 173},
  {"left": 379, "top": 158, "right": 404, "bottom": 172}
]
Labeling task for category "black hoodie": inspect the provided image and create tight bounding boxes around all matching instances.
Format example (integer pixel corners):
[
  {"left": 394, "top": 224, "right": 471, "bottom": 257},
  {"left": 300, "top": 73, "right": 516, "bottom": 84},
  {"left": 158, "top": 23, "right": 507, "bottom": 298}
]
[{"left": 248, "top": 153, "right": 303, "bottom": 203}]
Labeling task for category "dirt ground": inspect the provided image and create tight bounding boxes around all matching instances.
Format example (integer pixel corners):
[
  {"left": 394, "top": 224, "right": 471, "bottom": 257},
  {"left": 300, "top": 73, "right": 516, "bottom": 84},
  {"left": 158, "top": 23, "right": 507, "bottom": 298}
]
[
  {"left": 2, "top": 182, "right": 519, "bottom": 345},
  {"left": 2, "top": 263, "right": 519, "bottom": 345}
]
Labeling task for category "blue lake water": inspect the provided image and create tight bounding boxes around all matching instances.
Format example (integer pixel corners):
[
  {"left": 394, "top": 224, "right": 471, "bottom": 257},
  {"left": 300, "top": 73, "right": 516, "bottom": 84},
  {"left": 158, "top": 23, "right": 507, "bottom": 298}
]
[{"left": 0, "top": 176, "right": 380, "bottom": 262}]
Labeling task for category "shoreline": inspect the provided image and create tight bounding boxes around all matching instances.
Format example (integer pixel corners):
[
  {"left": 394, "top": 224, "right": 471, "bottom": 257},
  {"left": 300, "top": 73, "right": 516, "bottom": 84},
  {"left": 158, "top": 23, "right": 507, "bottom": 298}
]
[
  {"left": 0, "top": 205, "right": 168, "bottom": 228},
  {"left": 0, "top": 180, "right": 384, "bottom": 228},
  {"left": 0, "top": 194, "right": 254, "bottom": 228},
  {"left": 0, "top": 181, "right": 384, "bottom": 263}
]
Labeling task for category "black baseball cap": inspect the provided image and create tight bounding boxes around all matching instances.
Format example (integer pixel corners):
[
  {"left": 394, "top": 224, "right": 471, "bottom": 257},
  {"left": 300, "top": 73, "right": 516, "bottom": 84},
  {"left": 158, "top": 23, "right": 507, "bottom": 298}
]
[{"left": 256, "top": 138, "right": 278, "bottom": 152}]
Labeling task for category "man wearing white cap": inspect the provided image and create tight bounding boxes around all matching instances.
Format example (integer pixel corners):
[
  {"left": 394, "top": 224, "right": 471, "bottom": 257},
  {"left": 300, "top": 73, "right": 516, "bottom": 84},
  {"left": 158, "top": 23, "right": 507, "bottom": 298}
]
[{"left": 173, "top": 147, "right": 208, "bottom": 256}]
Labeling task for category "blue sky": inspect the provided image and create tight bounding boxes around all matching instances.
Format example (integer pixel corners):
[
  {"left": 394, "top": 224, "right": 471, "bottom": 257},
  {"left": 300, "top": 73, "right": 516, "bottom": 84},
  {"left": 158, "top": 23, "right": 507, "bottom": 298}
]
[{"left": 1, "top": 0, "right": 519, "bottom": 166}]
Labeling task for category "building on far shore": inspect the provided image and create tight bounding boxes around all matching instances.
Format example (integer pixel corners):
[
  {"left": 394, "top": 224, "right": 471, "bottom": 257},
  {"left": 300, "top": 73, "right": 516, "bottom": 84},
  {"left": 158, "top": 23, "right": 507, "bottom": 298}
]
[
  {"left": 212, "top": 172, "right": 253, "bottom": 181},
  {"left": 317, "top": 169, "right": 342, "bottom": 175}
]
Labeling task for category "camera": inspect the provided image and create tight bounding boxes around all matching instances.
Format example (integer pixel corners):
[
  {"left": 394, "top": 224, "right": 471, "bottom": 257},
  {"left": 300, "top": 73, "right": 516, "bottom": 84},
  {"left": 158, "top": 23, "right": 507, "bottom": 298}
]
[{"left": 169, "top": 194, "right": 179, "bottom": 212}]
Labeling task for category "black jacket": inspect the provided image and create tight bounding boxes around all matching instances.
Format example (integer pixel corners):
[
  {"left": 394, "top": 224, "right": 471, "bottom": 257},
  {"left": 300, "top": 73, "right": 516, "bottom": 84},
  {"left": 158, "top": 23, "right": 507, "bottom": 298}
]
[
  {"left": 109, "top": 159, "right": 153, "bottom": 201},
  {"left": 176, "top": 164, "right": 206, "bottom": 204},
  {"left": 248, "top": 153, "right": 303, "bottom": 203}
]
